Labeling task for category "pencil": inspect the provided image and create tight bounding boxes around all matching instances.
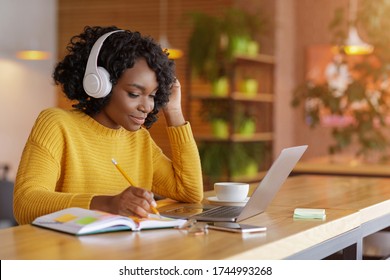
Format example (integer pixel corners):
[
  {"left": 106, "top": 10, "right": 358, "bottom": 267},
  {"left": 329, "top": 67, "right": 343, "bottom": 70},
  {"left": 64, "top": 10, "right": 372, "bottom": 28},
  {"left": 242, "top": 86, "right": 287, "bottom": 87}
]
[
  {"left": 111, "top": 158, "right": 160, "bottom": 216},
  {"left": 111, "top": 158, "right": 136, "bottom": 186}
]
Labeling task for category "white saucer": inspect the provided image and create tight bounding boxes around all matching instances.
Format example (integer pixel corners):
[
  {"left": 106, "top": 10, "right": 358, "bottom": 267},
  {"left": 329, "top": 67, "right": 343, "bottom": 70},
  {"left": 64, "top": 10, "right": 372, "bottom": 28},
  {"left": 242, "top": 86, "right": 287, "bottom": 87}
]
[{"left": 207, "top": 196, "right": 249, "bottom": 205}]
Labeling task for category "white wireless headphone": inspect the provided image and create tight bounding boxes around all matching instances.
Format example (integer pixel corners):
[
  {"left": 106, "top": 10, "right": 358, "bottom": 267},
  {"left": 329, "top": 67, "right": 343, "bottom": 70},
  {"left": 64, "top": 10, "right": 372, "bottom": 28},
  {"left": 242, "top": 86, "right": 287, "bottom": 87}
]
[{"left": 83, "top": 30, "right": 124, "bottom": 98}]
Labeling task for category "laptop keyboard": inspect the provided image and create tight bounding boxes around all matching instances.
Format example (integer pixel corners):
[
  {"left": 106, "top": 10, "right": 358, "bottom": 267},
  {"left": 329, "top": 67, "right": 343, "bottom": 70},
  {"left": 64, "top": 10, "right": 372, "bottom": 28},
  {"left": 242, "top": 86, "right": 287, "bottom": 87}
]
[{"left": 195, "top": 206, "right": 243, "bottom": 218}]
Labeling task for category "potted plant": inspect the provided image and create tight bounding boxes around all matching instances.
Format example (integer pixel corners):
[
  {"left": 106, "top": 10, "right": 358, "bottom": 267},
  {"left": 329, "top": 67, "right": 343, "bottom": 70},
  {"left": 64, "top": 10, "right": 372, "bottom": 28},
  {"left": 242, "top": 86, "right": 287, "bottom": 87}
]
[
  {"left": 234, "top": 103, "right": 257, "bottom": 136},
  {"left": 199, "top": 99, "right": 230, "bottom": 138},
  {"left": 239, "top": 77, "right": 259, "bottom": 97}
]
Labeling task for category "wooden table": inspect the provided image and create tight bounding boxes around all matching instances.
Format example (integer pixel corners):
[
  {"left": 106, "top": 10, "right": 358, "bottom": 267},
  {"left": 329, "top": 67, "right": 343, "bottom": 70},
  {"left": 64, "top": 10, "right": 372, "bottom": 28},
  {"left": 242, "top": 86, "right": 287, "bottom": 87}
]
[{"left": 1, "top": 175, "right": 390, "bottom": 260}]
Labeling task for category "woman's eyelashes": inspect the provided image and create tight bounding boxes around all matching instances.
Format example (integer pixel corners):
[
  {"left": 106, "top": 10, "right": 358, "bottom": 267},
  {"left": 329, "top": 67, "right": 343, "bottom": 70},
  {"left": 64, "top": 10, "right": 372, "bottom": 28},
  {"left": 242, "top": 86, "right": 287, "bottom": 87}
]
[
  {"left": 127, "top": 92, "right": 156, "bottom": 99},
  {"left": 127, "top": 92, "right": 140, "bottom": 98}
]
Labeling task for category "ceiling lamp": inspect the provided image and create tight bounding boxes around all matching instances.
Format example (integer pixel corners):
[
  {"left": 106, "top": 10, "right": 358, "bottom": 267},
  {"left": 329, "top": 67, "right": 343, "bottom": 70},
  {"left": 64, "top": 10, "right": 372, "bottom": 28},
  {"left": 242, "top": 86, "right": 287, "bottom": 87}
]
[
  {"left": 344, "top": 26, "right": 374, "bottom": 55},
  {"left": 159, "top": 0, "right": 183, "bottom": 59},
  {"left": 16, "top": 50, "right": 50, "bottom": 60},
  {"left": 343, "top": 0, "right": 374, "bottom": 55}
]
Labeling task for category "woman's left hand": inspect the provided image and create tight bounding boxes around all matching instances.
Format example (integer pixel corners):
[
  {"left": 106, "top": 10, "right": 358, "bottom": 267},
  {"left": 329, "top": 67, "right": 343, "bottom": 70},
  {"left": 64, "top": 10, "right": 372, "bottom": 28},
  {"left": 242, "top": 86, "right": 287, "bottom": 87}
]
[{"left": 163, "top": 78, "right": 186, "bottom": 127}]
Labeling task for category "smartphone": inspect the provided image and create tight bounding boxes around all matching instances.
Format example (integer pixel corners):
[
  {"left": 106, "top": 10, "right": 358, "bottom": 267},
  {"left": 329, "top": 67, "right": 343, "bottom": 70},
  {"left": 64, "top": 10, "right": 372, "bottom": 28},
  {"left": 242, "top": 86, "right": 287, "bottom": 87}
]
[{"left": 207, "top": 222, "right": 266, "bottom": 233}]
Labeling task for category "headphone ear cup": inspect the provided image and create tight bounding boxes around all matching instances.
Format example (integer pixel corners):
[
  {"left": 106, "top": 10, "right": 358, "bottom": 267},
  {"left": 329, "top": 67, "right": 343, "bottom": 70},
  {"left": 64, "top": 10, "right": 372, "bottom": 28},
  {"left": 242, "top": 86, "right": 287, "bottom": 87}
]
[{"left": 83, "top": 67, "right": 112, "bottom": 98}]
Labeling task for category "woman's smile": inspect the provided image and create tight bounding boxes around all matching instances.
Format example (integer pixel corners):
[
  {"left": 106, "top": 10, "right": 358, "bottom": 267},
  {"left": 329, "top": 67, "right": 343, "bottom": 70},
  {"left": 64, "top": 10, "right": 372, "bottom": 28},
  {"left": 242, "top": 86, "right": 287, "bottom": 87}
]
[{"left": 129, "top": 114, "right": 146, "bottom": 125}]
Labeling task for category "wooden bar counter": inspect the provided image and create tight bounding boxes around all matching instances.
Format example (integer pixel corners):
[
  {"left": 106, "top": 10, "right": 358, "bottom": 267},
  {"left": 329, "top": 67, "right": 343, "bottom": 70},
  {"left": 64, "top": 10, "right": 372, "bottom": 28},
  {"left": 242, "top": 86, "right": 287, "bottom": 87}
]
[{"left": 1, "top": 175, "right": 390, "bottom": 260}]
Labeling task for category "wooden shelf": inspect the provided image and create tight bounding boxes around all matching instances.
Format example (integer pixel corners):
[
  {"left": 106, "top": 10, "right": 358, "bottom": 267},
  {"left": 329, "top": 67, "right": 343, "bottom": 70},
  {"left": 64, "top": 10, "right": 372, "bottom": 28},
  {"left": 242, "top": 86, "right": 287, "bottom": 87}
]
[{"left": 234, "top": 53, "right": 275, "bottom": 64}]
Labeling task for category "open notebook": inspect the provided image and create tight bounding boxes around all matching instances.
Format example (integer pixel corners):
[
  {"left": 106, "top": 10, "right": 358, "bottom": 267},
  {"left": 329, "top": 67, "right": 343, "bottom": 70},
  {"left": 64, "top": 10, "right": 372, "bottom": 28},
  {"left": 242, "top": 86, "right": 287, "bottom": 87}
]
[
  {"left": 32, "top": 207, "right": 187, "bottom": 235},
  {"left": 161, "top": 145, "right": 308, "bottom": 222}
]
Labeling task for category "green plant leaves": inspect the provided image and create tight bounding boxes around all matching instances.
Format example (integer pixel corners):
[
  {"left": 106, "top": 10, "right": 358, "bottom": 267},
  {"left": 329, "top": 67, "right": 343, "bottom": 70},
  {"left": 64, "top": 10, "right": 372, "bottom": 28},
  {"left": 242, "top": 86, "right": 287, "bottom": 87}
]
[
  {"left": 199, "top": 142, "right": 266, "bottom": 181},
  {"left": 187, "top": 8, "right": 266, "bottom": 83}
]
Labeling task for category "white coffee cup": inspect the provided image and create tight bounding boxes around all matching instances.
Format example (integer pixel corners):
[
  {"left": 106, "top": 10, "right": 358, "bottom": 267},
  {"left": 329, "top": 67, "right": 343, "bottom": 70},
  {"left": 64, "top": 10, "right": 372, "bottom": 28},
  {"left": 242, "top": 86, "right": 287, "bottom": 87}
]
[{"left": 214, "top": 182, "right": 249, "bottom": 202}]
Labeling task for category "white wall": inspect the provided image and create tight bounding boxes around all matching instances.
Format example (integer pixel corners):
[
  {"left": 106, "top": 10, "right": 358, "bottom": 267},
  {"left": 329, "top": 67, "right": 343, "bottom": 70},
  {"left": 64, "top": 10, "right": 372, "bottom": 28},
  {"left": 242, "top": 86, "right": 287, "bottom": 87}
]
[{"left": 0, "top": 0, "right": 57, "bottom": 180}]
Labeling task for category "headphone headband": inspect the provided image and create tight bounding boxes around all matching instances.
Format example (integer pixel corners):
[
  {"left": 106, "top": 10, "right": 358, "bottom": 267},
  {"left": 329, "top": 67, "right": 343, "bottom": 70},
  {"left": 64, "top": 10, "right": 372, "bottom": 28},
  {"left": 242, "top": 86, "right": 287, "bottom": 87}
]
[{"left": 83, "top": 30, "right": 124, "bottom": 98}]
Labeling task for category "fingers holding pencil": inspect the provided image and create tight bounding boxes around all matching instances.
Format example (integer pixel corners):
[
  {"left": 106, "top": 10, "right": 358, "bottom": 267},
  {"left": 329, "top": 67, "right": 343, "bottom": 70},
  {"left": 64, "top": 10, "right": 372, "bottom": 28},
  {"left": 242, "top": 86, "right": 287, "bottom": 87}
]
[
  {"left": 111, "top": 158, "right": 160, "bottom": 217},
  {"left": 113, "top": 186, "right": 158, "bottom": 218}
]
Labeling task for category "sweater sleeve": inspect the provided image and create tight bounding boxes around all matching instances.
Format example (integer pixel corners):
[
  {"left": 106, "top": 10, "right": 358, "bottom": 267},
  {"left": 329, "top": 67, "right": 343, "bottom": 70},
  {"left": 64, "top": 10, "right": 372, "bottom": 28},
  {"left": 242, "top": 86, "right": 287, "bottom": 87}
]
[
  {"left": 13, "top": 110, "right": 94, "bottom": 225},
  {"left": 151, "top": 122, "right": 204, "bottom": 203}
]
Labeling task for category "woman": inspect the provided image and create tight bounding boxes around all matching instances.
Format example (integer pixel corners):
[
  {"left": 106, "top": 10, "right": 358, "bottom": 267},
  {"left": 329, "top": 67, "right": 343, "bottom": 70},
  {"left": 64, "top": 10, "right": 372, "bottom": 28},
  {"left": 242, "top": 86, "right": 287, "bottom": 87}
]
[{"left": 13, "top": 26, "right": 203, "bottom": 225}]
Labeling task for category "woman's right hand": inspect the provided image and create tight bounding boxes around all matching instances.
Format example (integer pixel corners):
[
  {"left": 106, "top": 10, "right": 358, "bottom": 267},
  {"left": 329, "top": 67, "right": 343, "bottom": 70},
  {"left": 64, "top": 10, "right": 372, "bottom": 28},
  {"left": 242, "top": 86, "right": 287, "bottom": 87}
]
[{"left": 91, "top": 186, "right": 157, "bottom": 218}]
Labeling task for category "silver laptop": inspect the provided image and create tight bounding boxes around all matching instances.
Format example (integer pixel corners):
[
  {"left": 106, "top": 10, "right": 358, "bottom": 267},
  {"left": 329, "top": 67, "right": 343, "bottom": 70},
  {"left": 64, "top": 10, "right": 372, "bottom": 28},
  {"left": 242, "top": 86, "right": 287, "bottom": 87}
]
[{"left": 161, "top": 145, "right": 308, "bottom": 222}]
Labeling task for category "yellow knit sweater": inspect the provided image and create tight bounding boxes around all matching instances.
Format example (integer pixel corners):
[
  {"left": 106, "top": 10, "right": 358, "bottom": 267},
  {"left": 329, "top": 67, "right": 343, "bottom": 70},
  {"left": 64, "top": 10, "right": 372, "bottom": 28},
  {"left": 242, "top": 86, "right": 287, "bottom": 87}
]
[{"left": 14, "top": 108, "right": 203, "bottom": 224}]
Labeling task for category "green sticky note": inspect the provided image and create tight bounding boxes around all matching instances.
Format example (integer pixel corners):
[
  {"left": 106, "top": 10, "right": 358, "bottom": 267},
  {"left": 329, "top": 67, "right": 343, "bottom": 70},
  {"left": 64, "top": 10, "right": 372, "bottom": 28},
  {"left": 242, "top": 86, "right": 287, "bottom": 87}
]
[
  {"left": 76, "top": 216, "right": 97, "bottom": 225},
  {"left": 293, "top": 208, "right": 326, "bottom": 220}
]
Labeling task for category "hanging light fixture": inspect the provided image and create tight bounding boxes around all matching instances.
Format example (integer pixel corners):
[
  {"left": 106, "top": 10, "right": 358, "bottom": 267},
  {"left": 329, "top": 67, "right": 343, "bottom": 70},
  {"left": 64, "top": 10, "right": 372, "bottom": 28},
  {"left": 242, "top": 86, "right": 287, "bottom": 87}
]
[
  {"left": 16, "top": 50, "right": 50, "bottom": 60},
  {"left": 159, "top": 0, "right": 183, "bottom": 59},
  {"left": 343, "top": 0, "right": 374, "bottom": 55},
  {"left": 15, "top": 36, "right": 50, "bottom": 60}
]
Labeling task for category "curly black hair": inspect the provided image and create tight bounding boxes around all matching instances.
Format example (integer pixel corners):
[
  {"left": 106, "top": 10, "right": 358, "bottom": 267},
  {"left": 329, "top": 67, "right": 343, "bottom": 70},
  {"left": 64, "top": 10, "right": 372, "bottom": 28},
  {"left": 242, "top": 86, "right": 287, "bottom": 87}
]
[{"left": 53, "top": 26, "right": 176, "bottom": 128}]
